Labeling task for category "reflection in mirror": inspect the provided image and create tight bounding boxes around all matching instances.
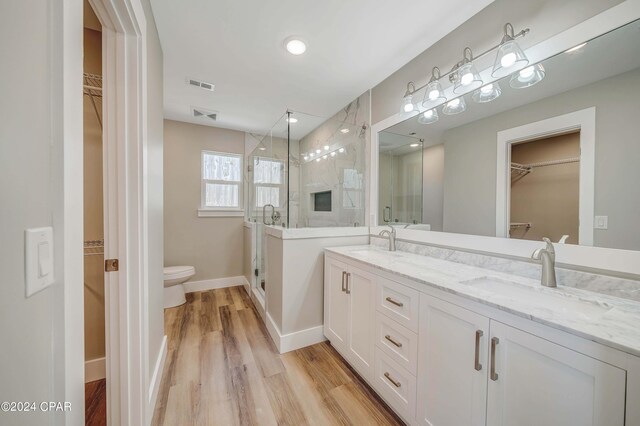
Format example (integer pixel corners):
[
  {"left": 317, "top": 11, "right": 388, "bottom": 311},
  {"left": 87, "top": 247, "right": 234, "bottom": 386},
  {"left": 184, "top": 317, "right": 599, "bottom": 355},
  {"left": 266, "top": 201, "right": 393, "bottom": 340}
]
[
  {"left": 378, "top": 133, "right": 424, "bottom": 227},
  {"left": 378, "top": 18, "right": 640, "bottom": 251}
]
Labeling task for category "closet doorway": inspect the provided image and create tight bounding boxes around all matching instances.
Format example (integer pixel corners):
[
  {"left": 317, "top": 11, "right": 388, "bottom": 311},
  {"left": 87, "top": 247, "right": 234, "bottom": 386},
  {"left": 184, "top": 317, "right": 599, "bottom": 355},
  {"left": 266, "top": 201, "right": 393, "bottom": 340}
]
[{"left": 509, "top": 132, "right": 580, "bottom": 244}]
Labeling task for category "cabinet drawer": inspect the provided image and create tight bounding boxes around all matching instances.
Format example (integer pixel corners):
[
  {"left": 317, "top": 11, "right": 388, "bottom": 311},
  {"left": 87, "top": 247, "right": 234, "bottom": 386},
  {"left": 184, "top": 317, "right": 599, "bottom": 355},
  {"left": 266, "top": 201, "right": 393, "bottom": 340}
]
[
  {"left": 376, "top": 277, "right": 420, "bottom": 332},
  {"left": 375, "top": 312, "right": 418, "bottom": 375},
  {"left": 374, "top": 348, "right": 417, "bottom": 422}
]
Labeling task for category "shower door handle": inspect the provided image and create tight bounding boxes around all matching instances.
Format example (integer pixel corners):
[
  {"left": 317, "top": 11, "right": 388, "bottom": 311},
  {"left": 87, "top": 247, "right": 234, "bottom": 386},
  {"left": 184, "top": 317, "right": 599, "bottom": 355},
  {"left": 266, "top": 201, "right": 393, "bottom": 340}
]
[{"left": 383, "top": 206, "right": 391, "bottom": 223}]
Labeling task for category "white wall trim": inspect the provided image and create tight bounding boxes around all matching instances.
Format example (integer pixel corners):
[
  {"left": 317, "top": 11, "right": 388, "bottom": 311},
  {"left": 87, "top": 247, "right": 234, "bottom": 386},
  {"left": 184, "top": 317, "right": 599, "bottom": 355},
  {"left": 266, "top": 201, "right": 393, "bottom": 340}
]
[
  {"left": 85, "top": 357, "right": 106, "bottom": 383},
  {"left": 496, "top": 107, "right": 595, "bottom": 245},
  {"left": 197, "top": 209, "right": 244, "bottom": 218},
  {"left": 184, "top": 275, "right": 249, "bottom": 293},
  {"left": 266, "top": 312, "right": 326, "bottom": 354},
  {"left": 148, "top": 335, "right": 167, "bottom": 414}
]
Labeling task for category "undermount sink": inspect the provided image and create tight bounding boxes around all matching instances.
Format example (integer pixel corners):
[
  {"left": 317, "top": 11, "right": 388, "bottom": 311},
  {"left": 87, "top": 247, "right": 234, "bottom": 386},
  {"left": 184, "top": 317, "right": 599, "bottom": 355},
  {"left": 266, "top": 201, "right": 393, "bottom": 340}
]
[{"left": 460, "top": 277, "right": 612, "bottom": 320}]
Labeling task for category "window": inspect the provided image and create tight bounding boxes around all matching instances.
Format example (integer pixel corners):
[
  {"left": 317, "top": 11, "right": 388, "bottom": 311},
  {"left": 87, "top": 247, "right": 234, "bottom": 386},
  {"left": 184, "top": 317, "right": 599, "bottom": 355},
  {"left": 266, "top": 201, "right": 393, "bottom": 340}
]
[
  {"left": 343, "top": 168, "right": 363, "bottom": 209},
  {"left": 201, "top": 151, "right": 243, "bottom": 211},
  {"left": 253, "top": 157, "right": 284, "bottom": 208}
]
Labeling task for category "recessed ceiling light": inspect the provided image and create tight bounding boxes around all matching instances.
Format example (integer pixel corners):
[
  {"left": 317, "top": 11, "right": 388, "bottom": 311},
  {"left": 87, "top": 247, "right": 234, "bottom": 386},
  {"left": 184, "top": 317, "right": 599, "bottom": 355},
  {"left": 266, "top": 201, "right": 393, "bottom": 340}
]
[
  {"left": 285, "top": 38, "right": 307, "bottom": 55},
  {"left": 565, "top": 42, "right": 587, "bottom": 53},
  {"left": 287, "top": 117, "right": 298, "bottom": 123}
]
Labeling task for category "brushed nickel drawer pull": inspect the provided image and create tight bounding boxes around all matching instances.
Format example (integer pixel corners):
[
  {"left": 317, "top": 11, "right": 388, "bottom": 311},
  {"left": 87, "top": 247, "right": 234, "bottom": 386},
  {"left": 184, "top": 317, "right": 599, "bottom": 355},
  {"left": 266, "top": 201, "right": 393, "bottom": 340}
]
[
  {"left": 346, "top": 273, "right": 351, "bottom": 294},
  {"left": 385, "top": 334, "right": 403, "bottom": 348},
  {"left": 490, "top": 337, "right": 499, "bottom": 381},
  {"left": 474, "top": 330, "right": 483, "bottom": 371},
  {"left": 384, "top": 372, "right": 401, "bottom": 388},
  {"left": 341, "top": 271, "right": 347, "bottom": 292},
  {"left": 385, "top": 296, "right": 404, "bottom": 307}
]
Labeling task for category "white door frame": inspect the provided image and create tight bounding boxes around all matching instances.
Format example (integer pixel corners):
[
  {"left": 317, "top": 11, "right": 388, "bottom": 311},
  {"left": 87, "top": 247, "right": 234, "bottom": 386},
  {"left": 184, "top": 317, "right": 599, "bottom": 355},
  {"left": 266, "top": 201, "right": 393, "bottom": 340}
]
[
  {"left": 88, "top": 0, "right": 149, "bottom": 424},
  {"left": 495, "top": 107, "right": 595, "bottom": 245}
]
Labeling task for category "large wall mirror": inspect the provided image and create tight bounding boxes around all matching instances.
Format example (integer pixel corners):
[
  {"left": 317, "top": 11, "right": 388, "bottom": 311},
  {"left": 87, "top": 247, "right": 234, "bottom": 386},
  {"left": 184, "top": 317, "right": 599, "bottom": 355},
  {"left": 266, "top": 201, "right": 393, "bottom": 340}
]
[{"left": 378, "top": 18, "right": 640, "bottom": 251}]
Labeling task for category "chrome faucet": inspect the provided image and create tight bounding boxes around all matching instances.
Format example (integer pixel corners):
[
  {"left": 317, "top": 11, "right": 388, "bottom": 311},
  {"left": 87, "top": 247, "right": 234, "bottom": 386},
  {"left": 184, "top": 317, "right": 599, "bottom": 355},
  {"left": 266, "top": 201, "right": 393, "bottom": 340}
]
[
  {"left": 531, "top": 237, "right": 557, "bottom": 288},
  {"left": 379, "top": 225, "right": 397, "bottom": 252}
]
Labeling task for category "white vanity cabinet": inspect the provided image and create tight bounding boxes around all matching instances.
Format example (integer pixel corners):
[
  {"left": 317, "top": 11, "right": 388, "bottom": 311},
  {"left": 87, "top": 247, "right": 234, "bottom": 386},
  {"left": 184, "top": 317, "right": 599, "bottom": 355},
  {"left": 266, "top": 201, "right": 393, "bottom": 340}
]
[
  {"left": 324, "top": 256, "right": 376, "bottom": 381},
  {"left": 323, "top": 251, "right": 635, "bottom": 426}
]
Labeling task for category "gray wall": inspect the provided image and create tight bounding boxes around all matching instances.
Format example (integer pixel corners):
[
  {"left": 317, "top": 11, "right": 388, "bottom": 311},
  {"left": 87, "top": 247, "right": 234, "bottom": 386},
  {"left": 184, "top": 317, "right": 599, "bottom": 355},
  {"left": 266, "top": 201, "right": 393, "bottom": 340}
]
[
  {"left": 423, "top": 144, "right": 445, "bottom": 231},
  {"left": 164, "top": 120, "right": 246, "bottom": 281},
  {"left": 371, "top": 0, "right": 623, "bottom": 123},
  {"left": 442, "top": 69, "right": 640, "bottom": 250}
]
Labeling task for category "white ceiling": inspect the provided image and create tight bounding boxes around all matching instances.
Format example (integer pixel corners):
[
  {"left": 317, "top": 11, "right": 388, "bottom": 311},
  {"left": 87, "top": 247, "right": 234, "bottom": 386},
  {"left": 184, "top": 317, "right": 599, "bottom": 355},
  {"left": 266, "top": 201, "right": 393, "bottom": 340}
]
[{"left": 150, "top": 0, "right": 494, "bottom": 135}]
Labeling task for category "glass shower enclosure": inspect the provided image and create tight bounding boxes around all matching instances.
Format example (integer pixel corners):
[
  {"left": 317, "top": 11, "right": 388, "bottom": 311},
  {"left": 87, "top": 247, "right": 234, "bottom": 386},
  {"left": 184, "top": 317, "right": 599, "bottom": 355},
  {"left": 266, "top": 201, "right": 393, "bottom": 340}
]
[{"left": 246, "top": 109, "right": 367, "bottom": 298}]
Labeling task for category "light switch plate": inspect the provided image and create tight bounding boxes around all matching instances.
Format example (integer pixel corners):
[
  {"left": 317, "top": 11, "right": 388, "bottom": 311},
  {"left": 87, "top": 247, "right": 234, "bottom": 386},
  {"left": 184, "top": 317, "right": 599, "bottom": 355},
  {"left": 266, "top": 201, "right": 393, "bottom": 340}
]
[
  {"left": 25, "top": 227, "right": 55, "bottom": 297},
  {"left": 594, "top": 215, "right": 608, "bottom": 230}
]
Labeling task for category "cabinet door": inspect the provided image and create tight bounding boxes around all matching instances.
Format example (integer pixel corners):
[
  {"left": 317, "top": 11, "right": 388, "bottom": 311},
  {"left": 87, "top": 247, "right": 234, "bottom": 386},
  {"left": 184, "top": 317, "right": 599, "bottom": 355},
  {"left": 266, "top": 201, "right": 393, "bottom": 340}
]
[
  {"left": 487, "top": 321, "right": 626, "bottom": 426},
  {"left": 324, "top": 257, "right": 349, "bottom": 354},
  {"left": 417, "top": 294, "right": 490, "bottom": 426},
  {"left": 346, "top": 265, "right": 376, "bottom": 380}
]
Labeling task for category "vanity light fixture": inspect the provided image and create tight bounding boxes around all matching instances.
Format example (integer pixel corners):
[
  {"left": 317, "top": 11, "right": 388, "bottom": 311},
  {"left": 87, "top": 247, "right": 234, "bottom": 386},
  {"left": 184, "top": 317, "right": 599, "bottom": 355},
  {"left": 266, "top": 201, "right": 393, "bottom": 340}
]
[
  {"left": 492, "top": 23, "right": 529, "bottom": 78},
  {"left": 565, "top": 42, "right": 587, "bottom": 53},
  {"left": 472, "top": 82, "right": 502, "bottom": 103},
  {"left": 422, "top": 67, "right": 447, "bottom": 109},
  {"left": 340, "top": 128, "right": 350, "bottom": 134},
  {"left": 510, "top": 63, "right": 545, "bottom": 88},
  {"left": 401, "top": 82, "right": 416, "bottom": 113},
  {"left": 442, "top": 97, "right": 467, "bottom": 115},
  {"left": 400, "top": 22, "right": 529, "bottom": 112},
  {"left": 338, "top": 147, "right": 345, "bottom": 153},
  {"left": 453, "top": 48, "right": 483, "bottom": 94},
  {"left": 417, "top": 108, "right": 439, "bottom": 124}
]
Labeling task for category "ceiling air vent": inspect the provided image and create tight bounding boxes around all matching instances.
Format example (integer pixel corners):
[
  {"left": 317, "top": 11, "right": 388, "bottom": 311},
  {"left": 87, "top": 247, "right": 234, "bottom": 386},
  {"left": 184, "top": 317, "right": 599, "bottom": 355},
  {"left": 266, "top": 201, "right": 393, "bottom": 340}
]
[
  {"left": 191, "top": 106, "right": 217, "bottom": 122},
  {"left": 186, "top": 77, "right": 215, "bottom": 92}
]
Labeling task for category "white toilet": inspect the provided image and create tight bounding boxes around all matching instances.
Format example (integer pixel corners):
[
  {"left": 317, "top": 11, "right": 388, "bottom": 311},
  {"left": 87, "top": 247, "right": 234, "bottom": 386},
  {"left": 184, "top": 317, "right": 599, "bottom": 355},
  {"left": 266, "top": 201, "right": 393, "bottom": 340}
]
[{"left": 163, "top": 265, "right": 195, "bottom": 308}]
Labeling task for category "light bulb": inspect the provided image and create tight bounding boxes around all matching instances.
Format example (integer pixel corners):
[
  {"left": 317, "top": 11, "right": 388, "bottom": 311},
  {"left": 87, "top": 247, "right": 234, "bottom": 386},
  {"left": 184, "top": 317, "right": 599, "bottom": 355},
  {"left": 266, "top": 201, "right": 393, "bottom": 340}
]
[
  {"left": 324, "top": 145, "right": 330, "bottom": 151},
  {"left": 481, "top": 84, "right": 494, "bottom": 94},
  {"left": 500, "top": 52, "right": 517, "bottom": 68},
  {"left": 448, "top": 99, "right": 460, "bottom": 107},
  {"left": 338, "top": 148, "right": 345, "bottom": 153},
  {"left": 401, "top": 94, "right": 414, "bottom": 113},
  {"left": 424, "top": 110, "right": 434, "bottom": 118},
  {"left": 428, "top": 89, "right": 439, "bottom": 101},
  {"left": 315, "top": 149, "right": 321, "bottom": 154},
  {"left": 519, "top": 66, "right": 535, "bottom": 79},
  {"left": 303, "top": 156, "right": 308, "bottom": 161},
  {"left": 460, "top": 72, "right": 474, "bottom": 86},
  {"left": 330, "top": 152, "right": 336, "bottom": 157},
  {"left": 322, "top": 155, "right": 328, "bottom": 160},
  {"left": 315, "top": 158, "right": 320, "bottom": 162},
  {"left": 309, "top": 153, "right": 314, "bottom": 158}
]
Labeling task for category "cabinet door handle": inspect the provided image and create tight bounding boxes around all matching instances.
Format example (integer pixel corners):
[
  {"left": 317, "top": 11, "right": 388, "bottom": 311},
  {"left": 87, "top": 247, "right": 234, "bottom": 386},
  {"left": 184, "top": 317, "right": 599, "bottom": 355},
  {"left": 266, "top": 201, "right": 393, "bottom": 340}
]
[
  {"left": 474, "top": 330, "right": 483, "bottom": 371},
  {"left": 490, "top": 337, "right": 499, "bottom": 381},
  {"left": 385, "top": 296, "right": 403, "bottom": 307},
  {"left": 384, "top": 372, "right": 401, "bottom": 388},
  {"left": 346, "top": 273, "right": 351, "bottom": 294},
  {"left": 341, "top": 271, "right": 347, "bottom": 292},
  {"left": 385, "top": 334, "right": 403, "bottom": 348}
]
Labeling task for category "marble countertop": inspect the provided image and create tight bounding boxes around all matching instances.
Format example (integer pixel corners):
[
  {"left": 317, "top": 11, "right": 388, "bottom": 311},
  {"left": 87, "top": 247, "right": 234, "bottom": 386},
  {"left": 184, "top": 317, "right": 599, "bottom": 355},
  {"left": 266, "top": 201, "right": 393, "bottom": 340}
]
[
  {"left": 326, "top": 245, "right": 640, "bottom": 357},
  {"left": 265, "top": 226, "right": 369, "bottom": 240}
]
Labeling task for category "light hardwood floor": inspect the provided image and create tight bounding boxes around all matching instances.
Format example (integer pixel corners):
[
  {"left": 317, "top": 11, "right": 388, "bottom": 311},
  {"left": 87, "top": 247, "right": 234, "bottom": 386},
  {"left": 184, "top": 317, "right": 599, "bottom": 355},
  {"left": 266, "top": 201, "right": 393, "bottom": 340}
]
[{"left": 152, "top": 286, "right": 404, "bottom": 426}]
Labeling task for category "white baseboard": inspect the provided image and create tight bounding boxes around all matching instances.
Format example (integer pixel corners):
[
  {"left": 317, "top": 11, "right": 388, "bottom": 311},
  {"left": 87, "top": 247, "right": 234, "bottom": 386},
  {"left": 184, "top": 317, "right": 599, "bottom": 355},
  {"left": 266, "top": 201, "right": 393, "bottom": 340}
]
[
  {"left": 184, "top": 275, "right": 249, "bottom": 293},
  {"left": 266, "top": 312, "right": 326, "bottom": 354},
  {"left": 148, "top": 335, "right": 168, "bottom": 414},
  {"left": 85, "top": 357, "right": 106, "bottom": 383}
]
